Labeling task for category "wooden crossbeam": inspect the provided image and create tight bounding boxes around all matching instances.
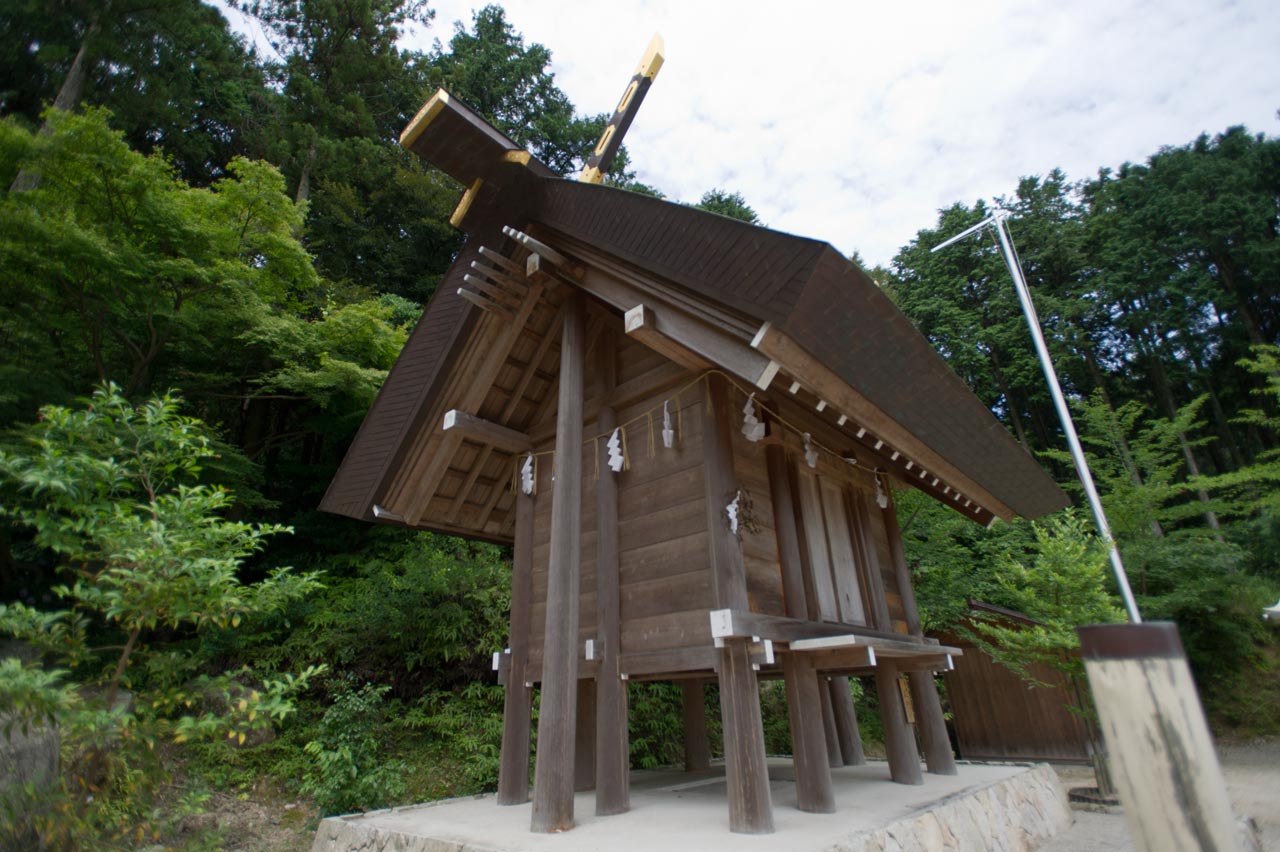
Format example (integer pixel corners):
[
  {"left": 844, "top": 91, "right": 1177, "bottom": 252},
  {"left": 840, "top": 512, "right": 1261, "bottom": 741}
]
[
  {"left": 624, "top": 304, "right": 715, "bottom": 373},
  {"left": 442, "top": 409, "right": 532, "bottom": 454},
  {"left": 708, "top": 609, "right": 933, "bottom": 647}
]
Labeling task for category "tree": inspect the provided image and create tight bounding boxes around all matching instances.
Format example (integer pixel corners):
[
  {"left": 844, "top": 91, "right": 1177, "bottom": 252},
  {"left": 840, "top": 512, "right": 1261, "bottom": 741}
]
[
  {"left": 0, "top": 385, "right": 322, "bottom": 848},
  {"left": 3, "top": 0, "right": 274, "bottom": 189},
  {"left": 693, "top": 189, "right": 759, "bottom": 224},
  {"left": 0, "top": 109, "right": 316, "bottom": 412},
  {"left": 424, "top": 5, "right": 618, "bottom": 178}
]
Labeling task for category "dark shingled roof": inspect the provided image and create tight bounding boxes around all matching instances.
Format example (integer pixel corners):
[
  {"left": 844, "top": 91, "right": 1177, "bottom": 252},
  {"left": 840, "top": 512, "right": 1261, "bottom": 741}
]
[{"left": 319, "top": 90, "right": 1068, "bottom": 530}]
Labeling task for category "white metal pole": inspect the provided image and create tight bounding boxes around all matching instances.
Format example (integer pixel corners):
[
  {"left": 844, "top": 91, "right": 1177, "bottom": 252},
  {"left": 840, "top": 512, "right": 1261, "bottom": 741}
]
[{"left": 932, "top": 212, "right": 1142, "bottom": 623}]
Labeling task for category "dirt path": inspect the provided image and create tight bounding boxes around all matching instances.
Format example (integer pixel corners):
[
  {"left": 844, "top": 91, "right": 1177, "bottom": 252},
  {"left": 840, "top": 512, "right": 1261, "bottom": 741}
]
[{"left": 1041, "top": 737, "right": 1279, "bottom": 851}]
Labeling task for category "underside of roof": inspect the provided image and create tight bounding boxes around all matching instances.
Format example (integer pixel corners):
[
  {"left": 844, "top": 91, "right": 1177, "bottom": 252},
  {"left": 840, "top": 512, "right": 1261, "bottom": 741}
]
[{"left": 319, "top": 90, "right": 1069, "bottom": 542}]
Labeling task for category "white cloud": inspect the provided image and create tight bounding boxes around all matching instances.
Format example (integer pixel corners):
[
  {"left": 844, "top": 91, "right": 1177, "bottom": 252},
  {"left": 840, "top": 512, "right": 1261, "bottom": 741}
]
[{"left": 406, "top": 0, "right": 1278, "bottom": 266}]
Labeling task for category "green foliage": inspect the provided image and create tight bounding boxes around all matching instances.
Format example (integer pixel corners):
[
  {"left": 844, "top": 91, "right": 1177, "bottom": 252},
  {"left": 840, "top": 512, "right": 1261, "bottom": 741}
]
[
  {"left": 0, "top": 109, "right": 315, "bottom": 410},
  {"left": 693, "top": 189, "right": 760, "bottom": 224},
  {"left": 301, "top": 679, "right": 407, "bottom": 816},
  {"left": 970, "top": 512, "right": 1123, "bottom": 685},
  {"left": 0, "top": 385, "right": 322, "bottom": 848},
  {"left": 256, "top": 533, "right": 510, "bottom": 687},
  {"left": 401, "top": 681, "right": 504, "bottom": 793},
  {"left": 425, "top": 5, "right": 623, "bottom": 179}
]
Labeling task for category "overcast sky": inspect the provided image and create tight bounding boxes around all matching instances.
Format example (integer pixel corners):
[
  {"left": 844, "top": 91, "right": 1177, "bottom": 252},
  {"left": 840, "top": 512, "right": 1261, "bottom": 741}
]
[{"left": 227, "top": 0, "right": 1280, "bottom": 268}]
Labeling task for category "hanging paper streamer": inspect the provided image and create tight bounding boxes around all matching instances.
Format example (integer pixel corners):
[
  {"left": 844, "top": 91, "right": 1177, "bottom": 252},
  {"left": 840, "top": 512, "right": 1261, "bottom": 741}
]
[
  {"left": 803, "top": 432, "right": 818, "bottom": 468},
  {"left": 874, "top": 472, "right": 889, "bottom": 509},
  {"left": 662, "top": 400, "right": 675, "bottom": 448},
  {"left": 606, "top": 427, "right": 625, "bottom": 473},
  {"left": 741, "top": 393, "right": 766, "bottom": 443},
  {"left": 520, "top": 453, "right": 535, "bottom": 495},
  {"left": 725, "top": 490, "right": 742, "bottom": 536}
]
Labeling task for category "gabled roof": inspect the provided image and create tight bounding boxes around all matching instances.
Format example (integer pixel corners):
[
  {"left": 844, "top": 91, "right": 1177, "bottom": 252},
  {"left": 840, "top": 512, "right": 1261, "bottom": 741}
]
[{"left": 319, "top": 90, "right": 1068, "bottom": 541}]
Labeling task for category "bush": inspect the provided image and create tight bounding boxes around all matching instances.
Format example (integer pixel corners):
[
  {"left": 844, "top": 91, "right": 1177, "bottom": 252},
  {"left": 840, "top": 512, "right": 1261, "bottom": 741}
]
[{"left": 301, "top": 679, "right": 407, "bottom": 816}]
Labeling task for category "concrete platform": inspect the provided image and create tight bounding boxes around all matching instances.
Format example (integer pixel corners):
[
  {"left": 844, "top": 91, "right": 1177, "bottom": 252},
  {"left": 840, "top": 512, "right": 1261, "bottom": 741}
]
[{"left": 311, "top": 759, "right": 1071, "bottom": 852}]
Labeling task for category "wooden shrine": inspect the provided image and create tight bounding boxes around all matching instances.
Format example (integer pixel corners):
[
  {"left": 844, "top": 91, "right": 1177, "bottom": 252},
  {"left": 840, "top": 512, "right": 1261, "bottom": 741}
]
[{"left": 320, "top": 57, "right": 1068, "bottom": 835}]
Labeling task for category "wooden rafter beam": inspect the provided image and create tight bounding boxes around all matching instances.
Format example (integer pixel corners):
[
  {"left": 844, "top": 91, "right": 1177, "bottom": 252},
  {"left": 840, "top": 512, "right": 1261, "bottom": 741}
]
[
  {"left": 501, "top": 303, "right": 565, "bottom": 422},
  {"left": 503, "top": 225, "right": 578, "bottom": 274},
  {"left": 445, "top": 445, "right": 495, "bottom": 525},
  {"left": 470, "top": 261, "right": 531, "bottom": 300},
  {"left": 395, "top": 280, "right": 546, "bottom": 525},
  {"left": 442, "top": 409, "right": 533, "bottom": 454},
  {"left": 751, "top": 322, "right": 1017, "bottom": 522},
  {"left": 462, "top": 274, "right": 522, "bottom": 310},
  {"left": 457, "top": 287, "right": 514, "bottom": 318},
  {"left": 478, "top": 245, "right": 526, "bottom": 279}
]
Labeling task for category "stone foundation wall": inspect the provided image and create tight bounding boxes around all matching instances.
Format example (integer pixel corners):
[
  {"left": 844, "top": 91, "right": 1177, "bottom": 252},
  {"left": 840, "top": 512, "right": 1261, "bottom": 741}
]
[{"left": 832, "top": 763, "right": 1071, "bottom": 852}]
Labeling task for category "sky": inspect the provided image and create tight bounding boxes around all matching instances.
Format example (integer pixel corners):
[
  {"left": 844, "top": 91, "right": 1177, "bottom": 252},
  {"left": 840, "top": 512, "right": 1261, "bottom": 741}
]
[{"left": 231, "top": 0, "right": 1280, "bottom": 268}]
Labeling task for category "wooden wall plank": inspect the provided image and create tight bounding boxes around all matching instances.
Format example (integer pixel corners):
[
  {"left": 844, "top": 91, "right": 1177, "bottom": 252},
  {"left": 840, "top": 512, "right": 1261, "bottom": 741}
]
[
  {"left": 793, "top": 467, "right": 839, "bottom": 621},
  {"left": 819, "top": 480, "right": 867, "bottom": 626}
]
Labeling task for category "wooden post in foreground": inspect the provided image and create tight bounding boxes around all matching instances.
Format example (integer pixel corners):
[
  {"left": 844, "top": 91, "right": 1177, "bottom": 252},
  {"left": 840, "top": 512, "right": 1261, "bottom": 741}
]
[
  {"left": 883, "top": 488, "right": 956, "bottom": 775},
  {"left": 828, "top": 676, "right": 866, "bottom": 766},
  {"left": 703, "top": 375, "right": 774, "bottom": 834},
  {"left": 782, "top": 653, "right": 835, "bottom": 813},
  {"left": 594, "top": 331, "right": 629, "bottom": 815},
  {"left": 681, "top": 680, "right": 711, "bottom": 772},
  {"left": 575, "top": 679, "right": 596, "bottom": 792},
  {"left": 531, "top": 291, "right": 586, "bottom": 833},
  {"left": 497, "top": 490, "right": 535, "bottom": 804},
  {"left": 875, "top": 662, "right": 923, "bottom": 785},
  {"left": 1079, "top": 623, "right": 1252, "bottom": 852},
  {"left": 818, "top": 685, "right": 843, "bottom": 768}
]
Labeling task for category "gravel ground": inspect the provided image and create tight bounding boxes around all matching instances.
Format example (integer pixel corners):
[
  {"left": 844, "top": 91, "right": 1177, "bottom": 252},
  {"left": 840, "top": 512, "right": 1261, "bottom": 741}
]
[{"left": 1040, "top": 738, "right": 1279, "bottom": 851}]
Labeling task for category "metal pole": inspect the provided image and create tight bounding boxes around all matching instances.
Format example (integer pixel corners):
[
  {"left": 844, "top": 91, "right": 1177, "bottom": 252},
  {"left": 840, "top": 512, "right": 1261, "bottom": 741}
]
[{"left": 932, "top": 212, "right": 1142, "bottom": 623}]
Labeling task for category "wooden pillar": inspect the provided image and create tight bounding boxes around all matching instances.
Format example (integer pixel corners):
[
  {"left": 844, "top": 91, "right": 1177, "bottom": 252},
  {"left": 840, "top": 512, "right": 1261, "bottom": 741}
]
[
  {"left": 782, "top": 653, "right": 834, "bottom": 813},
  {"left": 828, "top": 676, "right": 866, "bottom": 766},
  {"left": 766, "top": 440, "right": 836, "bottom": 802},
  {"left": 704, "top": 374, "right": 773, "bottom": 834},
  {"left": 882, "top": 487, "right": 956, "bottom": 776},
  {"left": 681, "top": 680, "right": 711, "bottom": 772},
  {"left": 817, "top": 681, "right": 843, "bottom": 768},
  {"left": 497, "top": 490, "right": 535, "bottom": 804},
  {"left": 531, "top": 291, "right": 586, "bottom": 833},
  {"left": 594, "top": 330, "right": 629, "bottom": 815},
  {"left": 575, "top": 679, "right": 596, "bottom": 791},
  {"left": 719, "top": 639, "right": 775, "bottom": 833},
  {"left": 908, "top": 671, "right": 954, "bottom": 775},
  {"left": 875, "top": 661, "right": 923, "bottom": 785}
]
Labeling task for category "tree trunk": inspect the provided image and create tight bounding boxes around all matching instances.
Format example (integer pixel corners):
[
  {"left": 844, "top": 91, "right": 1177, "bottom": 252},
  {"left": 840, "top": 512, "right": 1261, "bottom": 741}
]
[
  {"left": 10, "top": 3, "right": 110, "bottom": 192},
  {"left": 294, "top": 139, "right": 317, "bottom": 205},
  {"left": 1146, "top": 353, "right": 1224, "bottom": 541},
  {"left": 989, "top": 347, "right": 1030, "bottom": 448},
  {"left": 1214, "top": 253, "right": 1267, "bottom": 347},
  {"left": 1081, "top": 342, "right": 1164, "bottom": 538}
]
